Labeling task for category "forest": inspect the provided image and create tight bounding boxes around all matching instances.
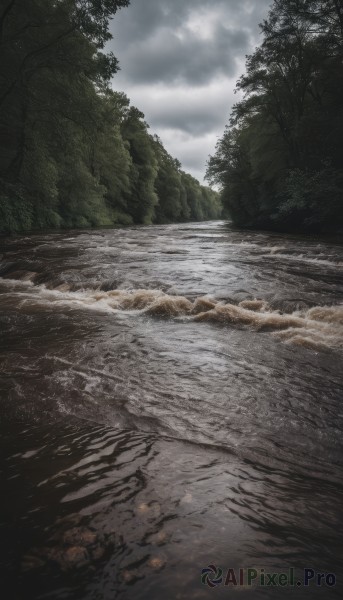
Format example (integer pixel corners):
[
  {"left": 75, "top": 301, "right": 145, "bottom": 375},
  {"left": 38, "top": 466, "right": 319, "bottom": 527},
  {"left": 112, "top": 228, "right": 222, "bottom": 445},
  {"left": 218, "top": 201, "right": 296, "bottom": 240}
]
[
  {"left": 206, "top": 0, "right": 343, "bottom": 233},
  {"left": 0, "top": 0, "right": 222, "bottom": 233}
]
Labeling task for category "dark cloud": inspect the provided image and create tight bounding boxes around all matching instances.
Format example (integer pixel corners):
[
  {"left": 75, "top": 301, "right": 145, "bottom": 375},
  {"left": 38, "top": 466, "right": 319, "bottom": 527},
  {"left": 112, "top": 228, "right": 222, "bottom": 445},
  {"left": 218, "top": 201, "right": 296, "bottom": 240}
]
[
  {"left": 110, "top": 0, "right": 272, "bottom": 181},
  {"left": 118, "top": 24, "right": 249, "bottom": 86},
  {"left": 150, "top": 99, "right": 228, "bottom": 135},
  {"left": 128, "top": 85, "right": 236, "bottom": 135},
  {"left": 111, "top": 0, "right": 271, "bottom": 86},
  {"left": 111, "top": 0, "right": 271, "bottom": 46}
]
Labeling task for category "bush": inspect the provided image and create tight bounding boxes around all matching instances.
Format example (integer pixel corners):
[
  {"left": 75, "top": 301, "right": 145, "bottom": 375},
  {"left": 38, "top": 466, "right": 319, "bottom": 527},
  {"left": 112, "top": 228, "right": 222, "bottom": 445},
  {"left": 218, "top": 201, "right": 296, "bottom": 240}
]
[{"left": 0, "top": 182, "right": 33, "bottom": 232}]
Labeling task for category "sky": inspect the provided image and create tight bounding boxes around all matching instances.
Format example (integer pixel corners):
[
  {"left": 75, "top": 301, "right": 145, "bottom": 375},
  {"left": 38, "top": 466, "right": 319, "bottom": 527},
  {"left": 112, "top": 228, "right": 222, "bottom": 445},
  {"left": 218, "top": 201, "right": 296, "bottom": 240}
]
[{"left": 110, "top": 0, "right": 272, "bottom": 184}]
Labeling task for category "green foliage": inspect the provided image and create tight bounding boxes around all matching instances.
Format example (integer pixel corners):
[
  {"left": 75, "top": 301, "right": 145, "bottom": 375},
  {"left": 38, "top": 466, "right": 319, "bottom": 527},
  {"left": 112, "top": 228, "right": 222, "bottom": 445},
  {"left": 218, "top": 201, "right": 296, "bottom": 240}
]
[
  {"left": 181, "top": 173, "right": 204, "bottom": 221},
  {"left": 277, "top": 166, "right": 343, "bottom": 230},
  {"left": 153, "top": 136, "right": 182, "bottom": 223},
  {"left": 152, "top": 136, "right": 222, "bottom": 224},
  {"left": 207, "top": 0, "right": 343, "bottom": 233},
  {"left": 0, "top": 0, "right": 221, "bottom": 233},
  {"left": 0, "top": 182, "right": 33, "bottom": 232},
  {"left": 121, "top": 107, "right": 159, "bottom": 225}
]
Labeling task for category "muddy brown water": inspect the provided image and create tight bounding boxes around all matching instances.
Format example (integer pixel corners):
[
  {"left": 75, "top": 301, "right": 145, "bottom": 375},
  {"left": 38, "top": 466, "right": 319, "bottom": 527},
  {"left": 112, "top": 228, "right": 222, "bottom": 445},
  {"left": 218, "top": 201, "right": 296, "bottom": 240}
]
[{"left": 0, "top": 221, "right": 342, "bottom": 599}]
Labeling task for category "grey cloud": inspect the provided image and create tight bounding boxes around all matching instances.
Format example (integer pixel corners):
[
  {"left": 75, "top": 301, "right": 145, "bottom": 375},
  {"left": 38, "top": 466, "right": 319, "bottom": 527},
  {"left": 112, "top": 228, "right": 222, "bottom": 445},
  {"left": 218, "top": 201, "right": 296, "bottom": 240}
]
[
  {"left": 138, "top": 93, "right": 233, "bottom": 135},
  {"left": 160, "top": 131, "right": 218, "bottom": 176},
  {"left": 111, "top": 0, "right": 271, "bottom": 86},
  {"left": 110, "top": 0, "right": 272, "bottom": 181},
  {"left": 111, "top": 0, "right": 272, "bottom": 50},
  {"left": 117, "top": 24, "right": 249, "bottom": 86},
  {"left": 110, "top": 0, "right": 192, "bottom": 46},
  {"left": 150, "top": 106, "right": 225, "bottom": 136}
]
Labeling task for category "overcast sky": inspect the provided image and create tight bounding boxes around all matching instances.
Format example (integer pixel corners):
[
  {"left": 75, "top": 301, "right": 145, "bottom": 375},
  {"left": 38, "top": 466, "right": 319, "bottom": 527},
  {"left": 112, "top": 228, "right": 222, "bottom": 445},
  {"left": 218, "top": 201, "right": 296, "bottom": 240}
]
[{"left": 110, "top": 0, "right": 272, "bottom": 184}]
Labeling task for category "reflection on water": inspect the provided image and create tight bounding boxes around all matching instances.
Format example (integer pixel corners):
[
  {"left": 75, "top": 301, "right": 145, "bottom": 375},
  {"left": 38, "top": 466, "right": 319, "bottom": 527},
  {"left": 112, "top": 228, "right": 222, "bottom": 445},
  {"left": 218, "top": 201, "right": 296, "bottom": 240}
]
[{"left": 0, "top": 221, "right": 342, "bottom": 598}]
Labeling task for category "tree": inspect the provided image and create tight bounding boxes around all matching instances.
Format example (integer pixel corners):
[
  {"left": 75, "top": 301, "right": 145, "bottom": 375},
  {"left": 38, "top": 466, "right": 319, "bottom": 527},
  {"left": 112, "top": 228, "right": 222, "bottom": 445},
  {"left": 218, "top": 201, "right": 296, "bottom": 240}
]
[
  {"left": 153, "top": 136, "right": 183, "bottom": 223},
  {"left": 0, "top": 0, "right": 221, "bottom": 232},
  {"left": 207, "top": 0, "right": 343, "bottom": 232},
  {"left": 121, "top": 107, "right": 158, "bottom": 225},
  {"left": 0, "top": 0, "right": 130, "bottom": 230}
]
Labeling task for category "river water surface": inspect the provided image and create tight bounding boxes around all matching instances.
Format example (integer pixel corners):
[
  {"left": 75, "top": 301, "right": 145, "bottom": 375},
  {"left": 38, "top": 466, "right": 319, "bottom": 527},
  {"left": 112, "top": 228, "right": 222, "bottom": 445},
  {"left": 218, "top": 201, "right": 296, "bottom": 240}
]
[{"left": 0, "top": 221, "right": 342, "bottom": 599}]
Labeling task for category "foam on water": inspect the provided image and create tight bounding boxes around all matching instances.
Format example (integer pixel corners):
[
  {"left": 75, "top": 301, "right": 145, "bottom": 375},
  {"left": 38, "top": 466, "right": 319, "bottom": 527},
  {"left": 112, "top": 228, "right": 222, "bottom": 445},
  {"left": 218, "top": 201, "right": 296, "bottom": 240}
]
[
  {"left": 263, "top": 252, "right": 343, "bottom": 268},
  {"left": 1, "top": 275, "right": 342, "bottom": 351},
  {"left": 1, "top": 224, "right": 343, "bottom": 600}
]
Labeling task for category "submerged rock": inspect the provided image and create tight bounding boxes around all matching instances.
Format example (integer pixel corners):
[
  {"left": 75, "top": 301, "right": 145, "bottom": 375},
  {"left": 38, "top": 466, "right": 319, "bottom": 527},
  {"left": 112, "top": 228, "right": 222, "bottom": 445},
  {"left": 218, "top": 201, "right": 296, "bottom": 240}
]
[{"left": 21, "top": 525, "right": 110, "bottom": 573}]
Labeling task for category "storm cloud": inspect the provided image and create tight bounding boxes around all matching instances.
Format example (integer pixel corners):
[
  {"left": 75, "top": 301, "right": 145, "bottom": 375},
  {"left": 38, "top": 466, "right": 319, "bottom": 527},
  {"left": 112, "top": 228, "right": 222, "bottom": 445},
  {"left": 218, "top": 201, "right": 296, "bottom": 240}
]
[{"left": 110, "top": 0, "right": 272, "bottom": 182}]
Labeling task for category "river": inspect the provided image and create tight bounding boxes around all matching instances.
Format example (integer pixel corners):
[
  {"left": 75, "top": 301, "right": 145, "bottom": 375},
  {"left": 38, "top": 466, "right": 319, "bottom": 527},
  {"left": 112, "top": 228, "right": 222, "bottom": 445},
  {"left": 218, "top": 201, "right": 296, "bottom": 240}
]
[{"left": 0, "top": 221, "right": 342, "bottom": 599}]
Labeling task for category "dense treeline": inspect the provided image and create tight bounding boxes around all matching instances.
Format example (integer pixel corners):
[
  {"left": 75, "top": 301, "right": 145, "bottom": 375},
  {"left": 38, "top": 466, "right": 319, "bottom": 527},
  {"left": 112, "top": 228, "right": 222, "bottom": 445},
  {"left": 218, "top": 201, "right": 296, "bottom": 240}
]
[
  {"left": 207, "top": 0, "right": 343, "bottom": 233},
  {"left": 0, "top": 0, "right": 221, "bottom": 233}
]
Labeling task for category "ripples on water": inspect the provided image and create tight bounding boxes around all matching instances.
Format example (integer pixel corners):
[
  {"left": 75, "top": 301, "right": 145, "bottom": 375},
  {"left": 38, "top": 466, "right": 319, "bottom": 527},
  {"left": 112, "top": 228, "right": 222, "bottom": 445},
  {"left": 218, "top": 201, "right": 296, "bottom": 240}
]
[{"left": 0, "top": 221, "right": 342, "bottom": 598}]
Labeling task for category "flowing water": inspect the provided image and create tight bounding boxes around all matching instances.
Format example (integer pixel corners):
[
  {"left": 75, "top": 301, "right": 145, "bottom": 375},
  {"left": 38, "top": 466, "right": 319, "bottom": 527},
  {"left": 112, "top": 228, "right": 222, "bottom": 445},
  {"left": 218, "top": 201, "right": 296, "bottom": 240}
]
[{"left": 0, "top": 221, "right": 342, "bottom": 599}]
